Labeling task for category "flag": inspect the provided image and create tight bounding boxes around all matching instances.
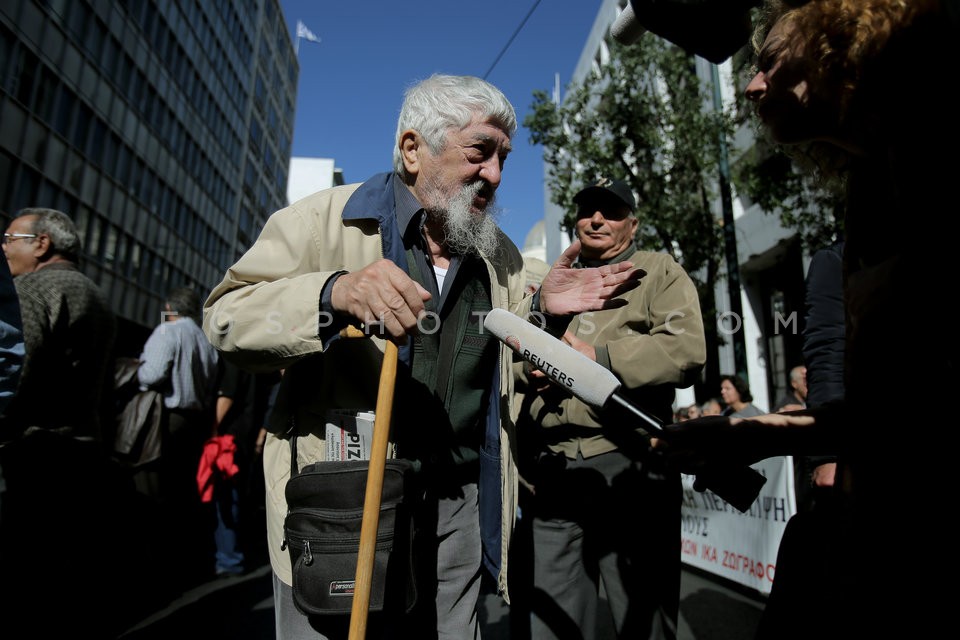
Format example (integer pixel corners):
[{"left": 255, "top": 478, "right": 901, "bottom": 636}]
[{"left": 296, "top": 20, "right": 321, "bottom": 44}]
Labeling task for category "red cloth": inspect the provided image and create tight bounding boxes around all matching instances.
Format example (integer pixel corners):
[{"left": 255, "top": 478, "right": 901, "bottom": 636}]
[{"left": 196, "top": 434, "right": 240, "bottom": 502}]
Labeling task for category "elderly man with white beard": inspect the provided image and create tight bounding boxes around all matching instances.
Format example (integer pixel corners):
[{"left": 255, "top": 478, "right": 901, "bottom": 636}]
[{"left": 203, "top": 74, "right": 643, "bottom": 640}]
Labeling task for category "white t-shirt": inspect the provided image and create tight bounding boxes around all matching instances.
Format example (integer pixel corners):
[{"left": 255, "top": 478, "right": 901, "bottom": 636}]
[{"left": 433, "top": 265, "right": 448, "bottom": 295}]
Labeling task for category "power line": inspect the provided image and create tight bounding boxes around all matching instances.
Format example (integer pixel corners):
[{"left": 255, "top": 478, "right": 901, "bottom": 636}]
[{"left": 483, "top": 0, "right": 543, "bottom": 80}]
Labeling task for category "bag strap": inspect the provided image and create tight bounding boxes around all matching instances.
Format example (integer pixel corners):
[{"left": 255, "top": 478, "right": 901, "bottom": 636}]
[{"left": 289, "top": 435, "right": 300, "bottom": 478}]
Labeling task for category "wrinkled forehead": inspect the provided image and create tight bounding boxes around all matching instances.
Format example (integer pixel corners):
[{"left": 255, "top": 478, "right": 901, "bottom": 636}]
[
  {"left": 449, "top": 117, "right": 513, "bottom": 152},
  {"left": 460, "top": 115, "right": 512, "bottom": 139}
]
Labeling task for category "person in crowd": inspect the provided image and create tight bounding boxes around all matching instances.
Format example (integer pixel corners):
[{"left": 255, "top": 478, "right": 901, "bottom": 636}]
[
  {"left": 756, "top": 239, "right": 849, "bottom": 638},
  {"left": 203, "top": 359, "right": 248, "bottom": 578},
  {"left": 653, "top": 1, "right": 958, "bottom": 636},
  {"left": 0, "top": 207, "right": 116, "bottom": 440},
  {"left": 796, "top": 240, "right": 845, "bottom": 505},
  {"left": 204, "top": 359, "right": 282, "bottom": 576},
  {"left": 774, "top": 365, "right": 807, "bottom": 412},
  {"left": 139, "top": 286, "right": 220, "bottom": 585},
  {"left": 718, "top": 374, "right": 763, "bottom": 418},
  {"left": 700, "top": 397, "right": 723, "bottom": 416},
  {"left": 519, "top": 178, "right": 705, "bottom": 640},
  {"left": 0, "top": 257, "right": 23, "bottom": 415},
  {"left": 682, "top": 404, "right": 702, "bottom": 421},
  {"left": 202, "top": 74, "right": 643, "bottom": 638},
  {"left": 0, "top": 207, "right": 129, "bottom": 636},
  {"left": 0, "top": 253, "right": 23, "bottom": 555}
]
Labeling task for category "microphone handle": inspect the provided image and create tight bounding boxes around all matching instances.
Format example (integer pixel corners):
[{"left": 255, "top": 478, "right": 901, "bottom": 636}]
[{"left": 606, "top": 394, "right": 766, "bottom": 513}]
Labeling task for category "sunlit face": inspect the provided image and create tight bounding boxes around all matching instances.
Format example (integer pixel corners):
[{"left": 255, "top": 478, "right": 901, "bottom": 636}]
[
  {"left": 719, "top": 379, "right": 742, "bottom": 405},
  {"left": 745, "top": 18, "right": 833, "bottom": 145},
  {"left": 3, "top": 215, "right": 41, "bottom": 276},
  {"left": 575, "top": 199, "right": 638, "bottom": 261},
  {"left": 414, "top": 116, "right": 512, "bottom": 216}
]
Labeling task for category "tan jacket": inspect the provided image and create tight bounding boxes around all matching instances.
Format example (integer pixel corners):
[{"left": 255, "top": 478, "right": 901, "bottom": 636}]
[
  {"left": 524, "top": 248, "right": 706, "bottom": 459},
  {"left": 203, "top": 176, "right": 530, "bottom": 599}
]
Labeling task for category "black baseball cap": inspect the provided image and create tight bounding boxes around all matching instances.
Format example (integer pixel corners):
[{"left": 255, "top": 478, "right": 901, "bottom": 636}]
[{"left": 573, "top": 178, "right": 636, "bottom": 213}]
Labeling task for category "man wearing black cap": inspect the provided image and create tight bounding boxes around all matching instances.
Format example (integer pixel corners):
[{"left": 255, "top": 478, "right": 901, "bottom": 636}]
[{"left": 519, "top": 177, "right": 706, "bottom": 639}]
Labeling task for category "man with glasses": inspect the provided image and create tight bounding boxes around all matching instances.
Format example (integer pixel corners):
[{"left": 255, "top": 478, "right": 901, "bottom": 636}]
[
  {"left": 0, "top": 207, "right": 119, "bottom": 636},
  {"left": 519, "top": 178, "right": 705, "bottom": 640},
  {"left": 0, "top": 207, "right": 116, "bottom": 438}
]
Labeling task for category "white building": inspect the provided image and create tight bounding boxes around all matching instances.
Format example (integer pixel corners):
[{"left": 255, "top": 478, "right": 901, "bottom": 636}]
[{"left": 287, "top": 157, "right": 344, "bottom": 206}]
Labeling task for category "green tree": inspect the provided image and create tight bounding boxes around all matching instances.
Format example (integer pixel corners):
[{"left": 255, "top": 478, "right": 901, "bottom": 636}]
[
  {"left": 525, "top": 36, "right": 733, "bottom": 392},
  {"left": 524, "top": 35, "right": 840, "bottom": 395}
]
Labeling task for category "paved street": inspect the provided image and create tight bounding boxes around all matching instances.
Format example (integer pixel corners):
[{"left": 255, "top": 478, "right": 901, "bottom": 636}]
[{"left": 119, "top": 561, "right": 765, "bottom": 639}]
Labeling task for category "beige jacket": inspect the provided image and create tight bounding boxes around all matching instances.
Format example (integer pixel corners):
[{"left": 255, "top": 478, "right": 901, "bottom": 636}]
[{"left": 202, "top": 177, "right": 530, "bottom": 599}]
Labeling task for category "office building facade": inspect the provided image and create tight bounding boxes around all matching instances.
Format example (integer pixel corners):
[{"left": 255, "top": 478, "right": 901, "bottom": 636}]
[{"left": 0, "top": 0, "right": 297, "bottom": 351}]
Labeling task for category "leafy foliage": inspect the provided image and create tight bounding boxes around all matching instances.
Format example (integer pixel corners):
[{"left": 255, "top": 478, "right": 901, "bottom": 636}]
[
  {"left": 731, "top": 131, "right": 845, "bottom": 252},
  {"left": 525, "top": 37, "right": 726, "bottom": 286},
  {"left": 524, "top": 36, "right": 844, "bottom": 276},
  {"left": 524, "top": 34, "right": 843, "bottom": 394}
]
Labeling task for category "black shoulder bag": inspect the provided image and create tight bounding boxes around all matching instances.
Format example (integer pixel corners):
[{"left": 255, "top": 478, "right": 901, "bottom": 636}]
[{"left": 281, "top": 436, "right": 418, "bottom": 616}]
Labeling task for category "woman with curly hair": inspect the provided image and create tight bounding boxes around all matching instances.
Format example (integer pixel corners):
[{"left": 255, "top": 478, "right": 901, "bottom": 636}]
[{"left": 657, "top": 1, "right": 958, "bottom": 636}]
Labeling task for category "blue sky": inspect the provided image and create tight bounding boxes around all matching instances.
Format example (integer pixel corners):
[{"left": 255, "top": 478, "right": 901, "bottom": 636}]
[{"left": 278, "top": 0, "right": 603, "bottom": 249}]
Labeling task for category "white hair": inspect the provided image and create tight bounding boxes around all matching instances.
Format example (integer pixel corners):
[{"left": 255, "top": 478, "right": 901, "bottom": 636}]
[{"left": 393, "top": 74, "right": 517, "bottom": 180}]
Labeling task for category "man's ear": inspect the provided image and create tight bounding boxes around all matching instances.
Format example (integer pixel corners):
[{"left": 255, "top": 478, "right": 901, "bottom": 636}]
[
  {"left": 399, "top": 129, "right": 421, "bottom": 177},
  {"left": 32, "top": 234, "right": 53, "bottom": 260}
]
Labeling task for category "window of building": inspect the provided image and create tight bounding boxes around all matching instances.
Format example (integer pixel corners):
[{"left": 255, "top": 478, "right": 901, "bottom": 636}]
[
  {"left": 129, "top": 241, "right": 141, "bottom": 277},
  {"left": 23, "top": 118, "right": 48, "bottom": 167},
  {"left": 34, "top": 65, "right": 58, "bottom": 123},
  {"left": 13, "top": 47, "right": 39, "bottom": 105},
  {"left": 104, "top": 223, "right": 118, "bottom": 267},
  {"left": 86, "top": 117, "right": 106, "bottom": 166},
  {"left": 84, "top": 207, "right": 102, "bottom": 260},
  {"left": 12, "top": 163, "right": 39, "bottom": 210},
  {"left": 36, "top": 178, "right": 57, "bottom": 211},
  {"left": 66, "top": 1, "right": 90, "bottom": 42},
  {"left": 73, "top": 202, "right": 90, "bottom": 243},
  {"left": 71, "top": 102, "right": 92, "bottom": 151},
  {"left": 100, "top": 34, "right": 120, "bottom": 80},
  {"left": 0, "top": 24, "right": 15, "bottom": 94},
  {"left": 115, "top": 142, "right": 131, "bottom": 185},
  {"left": 83, "top": 17, "right": 105, "bottom": 61},
  {"left": 0, "top": 150, "right": 14, "bottom": 212}
]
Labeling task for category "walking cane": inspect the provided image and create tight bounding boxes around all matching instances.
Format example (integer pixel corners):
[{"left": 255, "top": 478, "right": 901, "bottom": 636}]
[{"left": 345, "top": 329, "right": 399, "bottom": 640}]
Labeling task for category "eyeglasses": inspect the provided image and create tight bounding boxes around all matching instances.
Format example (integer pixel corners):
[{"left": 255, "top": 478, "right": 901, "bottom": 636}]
[{"left": 2, "top": 233, "right": 38, "bottom": 245}]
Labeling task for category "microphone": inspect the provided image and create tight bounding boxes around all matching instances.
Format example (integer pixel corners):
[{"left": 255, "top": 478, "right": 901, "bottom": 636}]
[
  {"left": 610, "top": 0, "right": 760, "bottom": 65},
  {"left": 610, "top": 3, "right": 646, "bottom": 46},
  {"left": 483, "top": 308, "right": 766, "bottom": 513}
]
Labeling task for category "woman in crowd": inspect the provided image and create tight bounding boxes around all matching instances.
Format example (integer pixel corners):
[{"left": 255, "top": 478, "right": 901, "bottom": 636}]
[{"left": 655, "top": 1, "right": 958, "bottom": 636}]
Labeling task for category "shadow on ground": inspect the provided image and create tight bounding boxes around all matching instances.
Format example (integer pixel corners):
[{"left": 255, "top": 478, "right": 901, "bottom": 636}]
[
  {"left": 119, "top": 566, "right": 275, "bottom": 640},
  {"left": 681, "top": 587, "right": 763, "bottom": 640}
]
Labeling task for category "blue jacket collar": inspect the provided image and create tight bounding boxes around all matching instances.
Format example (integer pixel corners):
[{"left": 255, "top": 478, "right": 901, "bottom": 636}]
[{"left": 342, "top": 172, "right": 395, "bottom": 223}]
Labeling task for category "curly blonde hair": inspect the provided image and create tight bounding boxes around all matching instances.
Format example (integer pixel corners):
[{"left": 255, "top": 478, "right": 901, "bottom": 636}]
[{"left": 752, "top": 0, "right": 938, "bottom": 171}]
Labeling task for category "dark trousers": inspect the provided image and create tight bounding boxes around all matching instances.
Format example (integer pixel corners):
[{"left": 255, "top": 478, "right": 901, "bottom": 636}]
[
  {"left": 528, "top": 449, "right": 680, "bottom": 640},
  {"left": 158, "top": 407, "right": 214, "bottom": 585},
  {"left": 531, "top": 451, "right": 681, "bottom": 640}
]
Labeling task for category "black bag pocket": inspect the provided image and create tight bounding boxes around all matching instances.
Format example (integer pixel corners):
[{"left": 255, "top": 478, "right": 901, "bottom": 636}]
[{"left": 282, "top": 453, "right": 417, "bottom": 617}]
